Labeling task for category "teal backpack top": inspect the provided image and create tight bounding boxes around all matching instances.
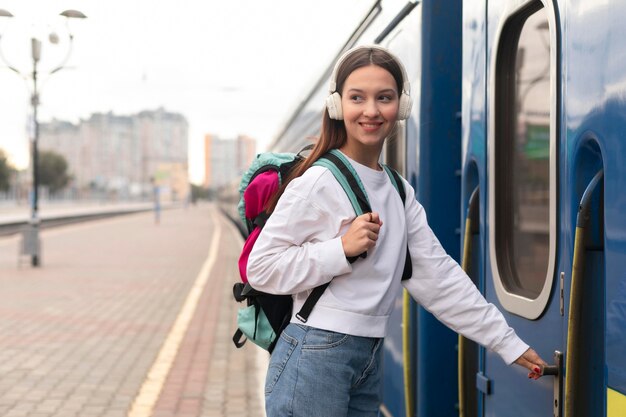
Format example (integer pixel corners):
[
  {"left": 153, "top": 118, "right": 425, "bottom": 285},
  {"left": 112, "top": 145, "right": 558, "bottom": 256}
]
[{"left": 236, "top": 151, "right": 301, "bottom": 233}]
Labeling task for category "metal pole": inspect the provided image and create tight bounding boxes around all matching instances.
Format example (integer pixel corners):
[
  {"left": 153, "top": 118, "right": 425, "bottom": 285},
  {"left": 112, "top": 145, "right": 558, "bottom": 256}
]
[
  {"left": 0, "top": 12, "right": 85, "bottom": 267},
  {"left": 30, "top": 38, "right": 41, "bottom": 266}
]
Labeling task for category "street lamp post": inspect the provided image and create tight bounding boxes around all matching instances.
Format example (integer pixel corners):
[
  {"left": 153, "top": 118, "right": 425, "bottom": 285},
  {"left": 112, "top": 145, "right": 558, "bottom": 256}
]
[
  {"left": 30, "top": 37, "right": 42, "bottom": 266},
  {"left": 0, "top": 9, "right": 86, "bottom": 267}
]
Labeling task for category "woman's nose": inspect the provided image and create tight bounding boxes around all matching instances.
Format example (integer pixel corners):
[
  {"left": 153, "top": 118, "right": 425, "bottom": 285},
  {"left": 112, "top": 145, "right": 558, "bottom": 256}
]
[{"left": 363, "top": 100, "right": 380, "bottom": 117}]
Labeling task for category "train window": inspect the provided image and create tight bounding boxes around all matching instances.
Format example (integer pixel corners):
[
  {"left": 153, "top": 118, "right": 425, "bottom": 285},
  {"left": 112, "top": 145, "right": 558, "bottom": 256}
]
[
  {"left": 489, "top": 1, "right": 557, "bottom": 318},
  {"left": 381, "top": 44, "right": 412, "bottom": 175}
]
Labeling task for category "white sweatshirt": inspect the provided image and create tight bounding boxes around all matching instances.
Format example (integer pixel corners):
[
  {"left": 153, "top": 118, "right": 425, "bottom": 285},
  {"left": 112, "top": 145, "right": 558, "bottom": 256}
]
[{"left": 247, "top": 153, "right": 528, "bottom": 365}]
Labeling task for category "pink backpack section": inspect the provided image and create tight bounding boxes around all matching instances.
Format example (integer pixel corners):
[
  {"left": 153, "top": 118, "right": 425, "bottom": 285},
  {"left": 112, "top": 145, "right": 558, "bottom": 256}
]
[{"left": 238, "top": 170, "right": 279, "bottom": 283}]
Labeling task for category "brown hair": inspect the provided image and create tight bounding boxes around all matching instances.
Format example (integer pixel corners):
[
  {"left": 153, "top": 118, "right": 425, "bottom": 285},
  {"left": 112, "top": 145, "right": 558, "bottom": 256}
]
[{"left": 266, "top": 47, "right": 405, "bottom": 212}]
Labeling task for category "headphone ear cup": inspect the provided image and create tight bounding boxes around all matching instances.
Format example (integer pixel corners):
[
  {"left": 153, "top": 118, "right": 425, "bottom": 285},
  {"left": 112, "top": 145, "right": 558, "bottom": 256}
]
[
  {"left": 326, "top": 92, "right": 343, "bottom": 120},
  {"left": 397, "top": 93, "right": 412, "bottom": 120}
]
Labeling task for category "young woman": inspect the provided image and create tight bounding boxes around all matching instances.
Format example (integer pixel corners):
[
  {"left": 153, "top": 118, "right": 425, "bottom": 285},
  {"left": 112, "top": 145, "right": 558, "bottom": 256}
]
[{"left": 247, "top": 45, "right": 547, "bottom": 417}]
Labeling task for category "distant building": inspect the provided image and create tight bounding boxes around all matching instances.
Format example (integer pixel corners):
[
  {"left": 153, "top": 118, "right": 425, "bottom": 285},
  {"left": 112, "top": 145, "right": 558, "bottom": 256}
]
[
  {"left": 39, "top": 108, "right": 189, "bottom": 201},
  {"left": 237, "top": 135, "right": 257, "bottom": 175},
  {"left": 204, "top": 134, "right": 256, "bottom": 190}
]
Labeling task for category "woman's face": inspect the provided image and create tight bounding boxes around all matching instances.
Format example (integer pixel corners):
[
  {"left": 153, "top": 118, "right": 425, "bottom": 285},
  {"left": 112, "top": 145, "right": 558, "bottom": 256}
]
[{"left": 340, "top": 64, "right": 399, "bottom": 151}]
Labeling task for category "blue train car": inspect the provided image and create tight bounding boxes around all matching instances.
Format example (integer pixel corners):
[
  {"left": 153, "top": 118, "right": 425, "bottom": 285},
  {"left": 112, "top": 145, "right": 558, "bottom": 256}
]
[
  {"left": 462, "top": 0, "right": 626, "bottom": 416},
  {"left": 267, "top": 0, "right": 626, "bottom": 415}
]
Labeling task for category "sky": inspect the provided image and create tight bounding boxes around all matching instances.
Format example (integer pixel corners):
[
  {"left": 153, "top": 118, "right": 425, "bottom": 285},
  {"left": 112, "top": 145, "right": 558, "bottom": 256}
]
[{"left": 0, "top": 0, "right": 372, "bottom": 184}]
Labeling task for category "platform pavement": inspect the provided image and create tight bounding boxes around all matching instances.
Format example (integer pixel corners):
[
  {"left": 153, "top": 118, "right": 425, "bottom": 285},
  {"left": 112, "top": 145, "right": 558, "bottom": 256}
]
[{"left": 0, "top": 203, "right": 267, "bottom": 417}]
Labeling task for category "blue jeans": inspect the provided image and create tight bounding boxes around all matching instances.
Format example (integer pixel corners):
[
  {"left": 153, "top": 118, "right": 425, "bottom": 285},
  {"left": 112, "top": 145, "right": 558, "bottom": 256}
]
[{"left": 265, "top": 323, "right": 383, "bottom": 417}]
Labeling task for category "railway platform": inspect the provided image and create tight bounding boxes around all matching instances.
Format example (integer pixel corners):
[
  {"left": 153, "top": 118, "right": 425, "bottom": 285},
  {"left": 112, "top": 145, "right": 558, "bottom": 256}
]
[{"left": 0, "top": 203, "right": 267, "bottom": 417}]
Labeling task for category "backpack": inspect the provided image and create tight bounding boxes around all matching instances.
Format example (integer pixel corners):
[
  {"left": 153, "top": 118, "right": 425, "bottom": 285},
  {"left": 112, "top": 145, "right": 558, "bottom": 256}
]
[{"left": 232, "top": 148, "right": 412, "bottom": 353}]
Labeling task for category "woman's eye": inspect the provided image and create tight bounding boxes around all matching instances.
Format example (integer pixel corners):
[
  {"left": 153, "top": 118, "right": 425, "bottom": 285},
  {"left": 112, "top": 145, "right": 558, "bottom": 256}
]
[
  {"left": 350, "top": 95, "right": 364, "bottom": 102},
  {"left": 379, "top": 95, "right": 393, "bottom": 102}
]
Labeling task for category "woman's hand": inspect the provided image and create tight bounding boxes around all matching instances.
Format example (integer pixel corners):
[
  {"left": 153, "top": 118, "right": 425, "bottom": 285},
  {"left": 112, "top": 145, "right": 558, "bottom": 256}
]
[
  {"left": 514, "top": 348, "right": 549, "bottom": 380},
  {"left": 341, "top": 212, "right": 382, "bottom": 257}
]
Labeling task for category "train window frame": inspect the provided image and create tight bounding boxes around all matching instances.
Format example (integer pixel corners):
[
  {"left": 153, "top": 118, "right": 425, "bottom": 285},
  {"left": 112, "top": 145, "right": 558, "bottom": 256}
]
[
  {"left": 383, "top": 120, "right": 407, "bottom": 175},
  {"left": 488, "top": 0, "right": 559, "bottom": 319}
]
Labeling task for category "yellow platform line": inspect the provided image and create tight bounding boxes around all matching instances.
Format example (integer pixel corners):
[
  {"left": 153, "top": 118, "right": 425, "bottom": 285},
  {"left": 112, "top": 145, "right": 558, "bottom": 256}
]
[{"left": 127, "top": 207, "right": 222, "bottom": 417}]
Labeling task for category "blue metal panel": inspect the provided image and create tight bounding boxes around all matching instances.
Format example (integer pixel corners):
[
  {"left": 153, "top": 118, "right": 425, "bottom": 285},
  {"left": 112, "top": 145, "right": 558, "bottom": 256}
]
[
  {"left": 461, "top": 0, "right": 488, "bottom": 414},
  {"left": 415, "top": 0, "right": 462, "bottom": 416},
  {"left": 482, "top": 0, "right": 563, "bottom": 415},
  {"left": 564, "top": 0, "right": 626, "bottom": 399},
  {"left": 461, "top": 0, "right": 487, "bottom": 294},
  {"left": 567, "top": 98, "right": 626, "bottom": 397},
  {"left": 476, "top": 0, "right": 626, "bottom": 414}
]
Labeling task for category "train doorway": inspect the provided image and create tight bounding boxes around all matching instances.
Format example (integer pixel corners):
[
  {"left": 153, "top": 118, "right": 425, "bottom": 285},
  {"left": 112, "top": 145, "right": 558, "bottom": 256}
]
[{"left": 484, "top": 0, "right": 563, "bottom": 415}]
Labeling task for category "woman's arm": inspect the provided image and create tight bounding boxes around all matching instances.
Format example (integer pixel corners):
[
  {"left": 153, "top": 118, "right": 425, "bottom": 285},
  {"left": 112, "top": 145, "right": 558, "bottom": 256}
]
[{"left": 401, "top": 182, "right": 528, "bottom": 364}]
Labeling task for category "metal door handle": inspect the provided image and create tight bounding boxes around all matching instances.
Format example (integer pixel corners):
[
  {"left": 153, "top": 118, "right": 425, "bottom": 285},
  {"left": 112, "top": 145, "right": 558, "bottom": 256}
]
[
  {"left": 546, "top": 351, "right": 563, "bottom": 417},
  {"left": 543, "top": 364, "right": 559, "bottom": 376}
]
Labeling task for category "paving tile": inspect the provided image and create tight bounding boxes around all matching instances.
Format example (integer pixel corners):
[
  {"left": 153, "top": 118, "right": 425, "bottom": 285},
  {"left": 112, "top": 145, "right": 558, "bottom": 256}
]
[{"left": 0, "top": 205, "right": 267, "bottom": 417}]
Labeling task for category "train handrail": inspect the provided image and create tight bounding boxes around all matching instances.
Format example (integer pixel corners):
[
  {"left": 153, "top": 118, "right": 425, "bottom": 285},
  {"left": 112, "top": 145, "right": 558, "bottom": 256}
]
[
  {"left": 374, "top": 1, "right": 420, "bottom": 44},
  {"left": 565, "top": 169, "right": 604, "bottom": 417},
  {"left": 402, "top": 290, "right": 414, "bottom": 417},
  {"left": 458, "top": 186, "right": 480, "bottom": 417}
]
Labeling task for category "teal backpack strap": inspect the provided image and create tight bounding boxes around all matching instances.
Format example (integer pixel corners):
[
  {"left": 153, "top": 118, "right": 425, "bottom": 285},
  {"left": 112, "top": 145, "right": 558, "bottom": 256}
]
[
  {"left": 382, "top": 165, "right": 412, "bottom": 281},
  {"left": 383, "top": 165, "right": 406, "bottom": 205},
  {"left": 313, "top": 149, "right": 371, "bottom": 215}
]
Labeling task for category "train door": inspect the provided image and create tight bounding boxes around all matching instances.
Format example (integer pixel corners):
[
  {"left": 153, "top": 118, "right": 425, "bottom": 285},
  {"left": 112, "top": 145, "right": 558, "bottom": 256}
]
[
  {"left": 459, "top": 0, "right": 487, "bottom": 414},
  {"left": 484, "top": 1, "right": 563, "bottom": 415}
]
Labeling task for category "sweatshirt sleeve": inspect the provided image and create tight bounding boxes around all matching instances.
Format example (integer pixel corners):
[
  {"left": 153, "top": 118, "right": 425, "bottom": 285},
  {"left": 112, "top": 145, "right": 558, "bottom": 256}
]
[
  {"left": 246, "top": 178, "right": 353, "bottom": 295},
  {"left": 401, "top": 181, "right": 529, "bottom": 365}
]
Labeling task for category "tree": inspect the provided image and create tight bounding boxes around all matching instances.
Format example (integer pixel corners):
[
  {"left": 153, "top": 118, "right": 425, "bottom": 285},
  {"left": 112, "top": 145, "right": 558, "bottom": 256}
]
[
  {"left": 38, "top": 150, "right": 71, "bottom": 193},
  {"left": 0, "top": 150, "right": 15, "bottom": 192}
]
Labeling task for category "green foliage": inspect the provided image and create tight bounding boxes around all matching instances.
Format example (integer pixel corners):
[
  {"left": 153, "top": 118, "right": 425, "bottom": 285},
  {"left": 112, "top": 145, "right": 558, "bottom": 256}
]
[
  {"left": 0, "top": 150, "right": 15, "bottom": 192},
  {"left": 38, "top": 150, "right": 71, "bottom": 193}
]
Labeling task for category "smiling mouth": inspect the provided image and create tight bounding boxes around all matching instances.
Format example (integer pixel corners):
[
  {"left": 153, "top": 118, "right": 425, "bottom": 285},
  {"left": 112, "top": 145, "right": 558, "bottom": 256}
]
[{"left": 360, "top": 122, "right": 383, "bottom": 131}]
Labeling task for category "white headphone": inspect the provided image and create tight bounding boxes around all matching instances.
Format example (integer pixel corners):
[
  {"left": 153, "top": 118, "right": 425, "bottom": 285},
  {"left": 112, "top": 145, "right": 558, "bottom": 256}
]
[{"left": 325, "top": 44, "right": 412, "bottom": 121}]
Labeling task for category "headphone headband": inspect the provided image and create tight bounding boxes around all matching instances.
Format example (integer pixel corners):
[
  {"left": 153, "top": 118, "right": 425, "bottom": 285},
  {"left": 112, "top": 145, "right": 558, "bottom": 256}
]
[
  {"left": 326, "top": 44, "right": 412, "bottom": 120},
  {"left": 328, "top": 45, "right": 411, "bottom": 97}
]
